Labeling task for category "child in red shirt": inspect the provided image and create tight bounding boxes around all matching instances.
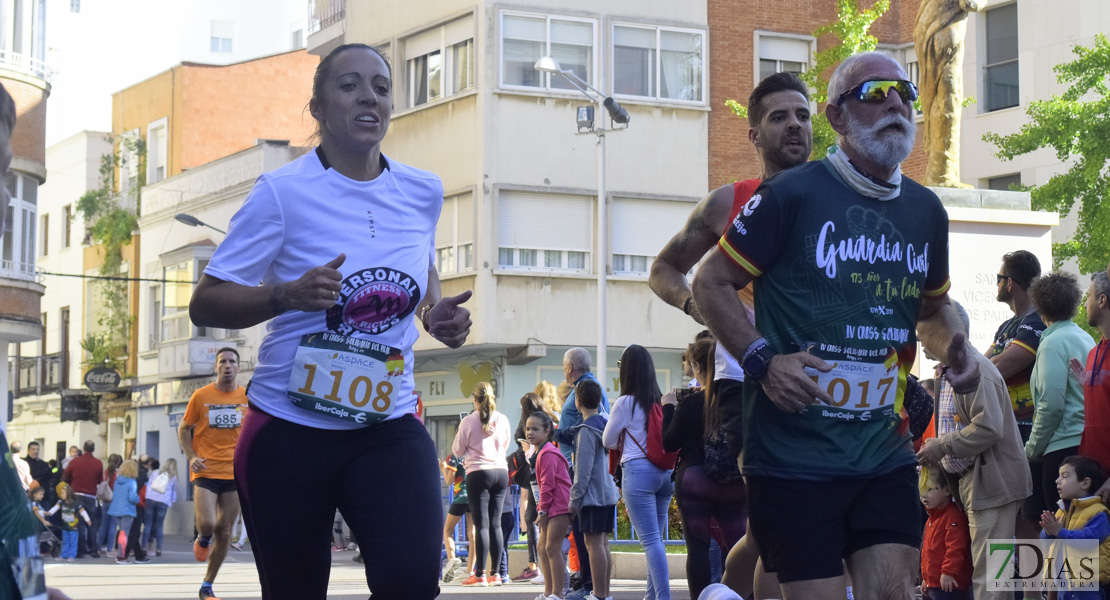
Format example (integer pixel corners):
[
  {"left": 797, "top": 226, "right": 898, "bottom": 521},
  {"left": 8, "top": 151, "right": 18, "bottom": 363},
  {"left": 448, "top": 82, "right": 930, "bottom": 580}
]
[{"left": 920, "top": 468, "right": 973, "bottom": 599}]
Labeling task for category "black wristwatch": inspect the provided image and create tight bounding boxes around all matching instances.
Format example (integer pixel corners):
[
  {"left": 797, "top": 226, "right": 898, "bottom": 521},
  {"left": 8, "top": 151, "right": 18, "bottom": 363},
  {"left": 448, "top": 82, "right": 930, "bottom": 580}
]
[{"left": 742, "top": 341, "right": 778, "bottom": 381}]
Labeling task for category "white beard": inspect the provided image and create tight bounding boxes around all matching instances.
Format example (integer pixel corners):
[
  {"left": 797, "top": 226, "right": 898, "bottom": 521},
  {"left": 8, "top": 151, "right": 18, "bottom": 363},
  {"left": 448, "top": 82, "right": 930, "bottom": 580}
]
[{"left": 844, "top": 110, "right": 916, "bottom": 169}]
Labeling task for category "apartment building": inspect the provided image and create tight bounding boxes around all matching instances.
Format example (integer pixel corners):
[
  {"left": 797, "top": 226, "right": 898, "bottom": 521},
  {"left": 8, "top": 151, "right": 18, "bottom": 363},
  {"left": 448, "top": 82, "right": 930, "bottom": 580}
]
[
  {"left": 309, "top": 0, "right": 712, "bottom": 447},
  {"left": 7, "top": 49, "right": 318, "bottom": 463},
  {"left": 959, "top": 1, "right": 1108, "bottom": 271},
  {"left": 130, "top": 140, "right": 310, "bottom": 536},
  {"left": 0, "top": 0, "right": 49, "bottom": 431},
  {"left": 5, "top": 132, "right": 110, "bottom": 458}
]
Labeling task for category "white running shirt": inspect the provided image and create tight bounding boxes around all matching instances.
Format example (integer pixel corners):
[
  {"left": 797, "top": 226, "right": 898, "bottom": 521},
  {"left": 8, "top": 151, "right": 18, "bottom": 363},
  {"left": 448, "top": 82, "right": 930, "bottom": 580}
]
[{"left": 205, "top": 149, "right": 442, "bottom": 430}]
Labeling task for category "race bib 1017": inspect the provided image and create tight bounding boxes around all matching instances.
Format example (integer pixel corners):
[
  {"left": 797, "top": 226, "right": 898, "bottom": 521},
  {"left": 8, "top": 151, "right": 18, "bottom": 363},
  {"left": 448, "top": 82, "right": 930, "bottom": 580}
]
[{"left": 801, "top": 343, "right": 904, "bottom": 423}]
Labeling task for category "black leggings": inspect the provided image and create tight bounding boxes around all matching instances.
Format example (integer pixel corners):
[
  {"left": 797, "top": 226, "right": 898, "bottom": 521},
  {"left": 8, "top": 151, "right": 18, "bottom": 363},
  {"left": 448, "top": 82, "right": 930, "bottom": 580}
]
[
  {"left": 524, "top": 487, "right": 539, "bottom": 563},
  {"left": 465, "top": 469, "right": 509, "bottom": 575},
  {"left": 675, "top": 465, "right": 748, "bottom": 599},
  {"left": 499, "top": 509, "right": 515, "bottom": 577},
  {"left": 235, "top": 410, "right": 442, "bottom": 600}
]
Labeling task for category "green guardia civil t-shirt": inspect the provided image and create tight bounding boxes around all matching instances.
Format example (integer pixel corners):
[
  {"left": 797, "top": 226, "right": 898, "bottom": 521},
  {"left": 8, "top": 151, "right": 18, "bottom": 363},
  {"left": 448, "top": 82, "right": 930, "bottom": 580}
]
[{"left": 718, "top": 159, "right": 951, "bottom": 480}]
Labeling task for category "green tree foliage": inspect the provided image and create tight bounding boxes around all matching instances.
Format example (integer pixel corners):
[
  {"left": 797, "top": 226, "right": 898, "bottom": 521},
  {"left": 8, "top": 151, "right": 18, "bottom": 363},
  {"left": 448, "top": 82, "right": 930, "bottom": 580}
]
[
  {"left": 75, "top": 135, "right": 144, "bottom": 371},
  {"left": 984, "top": 34, "right": 1110, "bottom": 274},
  {"left": 726, "top": 0, "right": 890, "bottom": 161}
]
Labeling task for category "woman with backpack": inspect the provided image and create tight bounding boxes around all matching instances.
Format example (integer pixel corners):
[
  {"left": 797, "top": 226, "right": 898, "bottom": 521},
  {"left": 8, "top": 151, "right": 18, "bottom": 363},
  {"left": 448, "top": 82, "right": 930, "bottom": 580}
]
[
  {"left": 142, "top": 458, "right": 177, "bottom": 557},
  {"left": 602, "top": 344, "right": 675, "bottom": 600},
  {"left": 662, "top": 337, "right": 747, "bottom": 598}
]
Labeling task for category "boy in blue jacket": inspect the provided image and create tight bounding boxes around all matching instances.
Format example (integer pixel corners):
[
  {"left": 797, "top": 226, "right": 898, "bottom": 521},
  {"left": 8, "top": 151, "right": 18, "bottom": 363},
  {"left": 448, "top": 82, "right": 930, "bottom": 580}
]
[
  {"left": 569, "top": 379, "right": 620, "bottom": 600},
  {"left": 1040, "top": 455, "right": 1109, "bottom": 599}
]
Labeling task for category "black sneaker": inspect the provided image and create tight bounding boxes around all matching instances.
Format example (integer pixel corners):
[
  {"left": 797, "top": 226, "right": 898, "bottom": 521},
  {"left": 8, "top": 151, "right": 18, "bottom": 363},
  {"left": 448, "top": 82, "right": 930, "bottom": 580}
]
[
  {"left": 135, "top": 556, "right": 151, "bottom": 564},
  {"left": 199, "top": 586, "right": 220, "bottom": 600}
]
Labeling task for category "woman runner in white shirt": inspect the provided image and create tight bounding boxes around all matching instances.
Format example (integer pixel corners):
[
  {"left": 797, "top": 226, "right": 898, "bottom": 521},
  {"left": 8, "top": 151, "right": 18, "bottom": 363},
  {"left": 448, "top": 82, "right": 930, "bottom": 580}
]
[{"left": 190, "top": 43, "right": 472, "bottom": 600}]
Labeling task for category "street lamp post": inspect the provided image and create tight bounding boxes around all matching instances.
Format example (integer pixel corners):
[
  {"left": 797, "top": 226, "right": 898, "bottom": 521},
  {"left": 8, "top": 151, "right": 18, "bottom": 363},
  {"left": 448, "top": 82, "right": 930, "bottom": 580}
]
[
  {"left": 173, "top": 213, "right": 227, "bottom": 235},
  {"left": 533, "top": 56, "right": 629, "bottom": 384}
]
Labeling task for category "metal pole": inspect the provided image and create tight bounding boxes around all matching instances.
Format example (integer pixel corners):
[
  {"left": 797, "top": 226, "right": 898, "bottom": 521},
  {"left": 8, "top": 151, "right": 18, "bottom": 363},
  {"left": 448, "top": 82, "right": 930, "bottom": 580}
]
[{"left": 596, "top": 98, "right": 608, "bottom": 390}]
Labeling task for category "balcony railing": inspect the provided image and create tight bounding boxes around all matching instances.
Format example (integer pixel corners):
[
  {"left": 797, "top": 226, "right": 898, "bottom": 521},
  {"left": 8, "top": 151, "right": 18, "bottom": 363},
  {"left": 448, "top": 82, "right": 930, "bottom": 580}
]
[
  {"left": 307, "top": 0, "right": 345, "bottom": 35},
  {"left": 0, "top": 259, "right": 40, "bottom": 282},
  {"left": 0, "top": 50, "right": 52, "bottom": 83},
  {"left": 10, "top": 352, "right": 65, "bottom": 398}
]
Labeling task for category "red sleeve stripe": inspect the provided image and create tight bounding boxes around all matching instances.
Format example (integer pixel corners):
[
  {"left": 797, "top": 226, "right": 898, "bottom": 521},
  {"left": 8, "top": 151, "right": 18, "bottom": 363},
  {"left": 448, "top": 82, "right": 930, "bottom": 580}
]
[
  {"left": 923, "top": 278, "right": 951, "bottom": 297},
  {"left": 717, "top": 237, "right": 763, "bottom": 278}
]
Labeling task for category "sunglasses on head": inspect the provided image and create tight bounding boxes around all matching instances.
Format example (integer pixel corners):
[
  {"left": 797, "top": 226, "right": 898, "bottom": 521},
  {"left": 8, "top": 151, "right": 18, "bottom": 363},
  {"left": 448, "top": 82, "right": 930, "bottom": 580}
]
[{"left": 836, "top": 79, "right": 918, "bottom": 105}]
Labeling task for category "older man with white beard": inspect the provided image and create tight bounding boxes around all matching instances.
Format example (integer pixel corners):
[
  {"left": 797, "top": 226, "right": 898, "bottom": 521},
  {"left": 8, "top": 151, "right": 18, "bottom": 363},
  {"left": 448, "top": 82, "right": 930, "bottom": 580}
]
[{"left": 693, "top": 52, "right": 978, "bottom": 600}]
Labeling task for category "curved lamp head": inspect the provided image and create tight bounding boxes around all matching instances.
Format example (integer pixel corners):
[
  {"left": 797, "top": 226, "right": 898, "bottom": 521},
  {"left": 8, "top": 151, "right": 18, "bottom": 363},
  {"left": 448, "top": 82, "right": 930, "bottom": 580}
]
[
  {"left": 533, "top": 56, "right": 565, "bottom": 74},
  {"left": 174, "top": 213, "right": 201, "bottom": 227},
  {"left": 174, "top": 213, "right": 227, "bottom": 235}
]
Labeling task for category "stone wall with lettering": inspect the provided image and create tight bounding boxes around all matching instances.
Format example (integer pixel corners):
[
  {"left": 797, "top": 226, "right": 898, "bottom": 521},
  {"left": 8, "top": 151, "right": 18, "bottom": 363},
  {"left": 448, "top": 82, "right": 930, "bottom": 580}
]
[{"left": 919, "top": 202, "right": 1058, "bottom": 375}]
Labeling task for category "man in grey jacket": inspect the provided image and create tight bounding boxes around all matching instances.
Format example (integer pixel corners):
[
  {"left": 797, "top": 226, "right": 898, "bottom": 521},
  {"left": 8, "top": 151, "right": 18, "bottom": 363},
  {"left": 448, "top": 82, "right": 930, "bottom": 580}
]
[
  {"left": 569, "top": 379, "right": 620, "bottom": 600},
  {"left": 918, "top": 333, "right": 1033, "bottom": 600}
]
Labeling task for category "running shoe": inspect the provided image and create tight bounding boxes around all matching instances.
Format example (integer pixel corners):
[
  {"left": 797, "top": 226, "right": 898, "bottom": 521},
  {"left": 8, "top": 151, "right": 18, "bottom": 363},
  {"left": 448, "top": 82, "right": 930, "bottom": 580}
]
[
  {"left": 513, "top": 568, "right": 539, "bottom": 582},
  {"left": 530, "top": 571, "right": 545, "bottom": 585},
  {"left": 114, "top": 558, "right": 130, "bottom": 565},
  {"left": 193, "top": 538, "right": 210, "bottom": 562},
  {"left": 488, "top": 574, "right": 502, "bottom": 586},
  {"left": 586, "top": 595, "right": 613, "bottom": 600},
  {"left": 566, "top": 588, "right": 591, "bottom": 600},
  {"left": 134, "top": 556, "right": 151, "bottom": 564},
  {"left": 534, "top": 594, "right": 548, "bottom": 600},
  {"left": 442, "top": 557, "right": 462, "bottom": 582},
  {"left": 460, "top": 574, "right": 488, "bottom": 587},
  {"left": 230, "top": 542, "right": 244, "bottom": 551},
  {"left": 501, "top": 574, "right": 511, "bottom": 585},
  {"left": 199, "top": 586, "right": 221, "bottom": 600},
  {"left": 697, "top": 583, "right": 743, "bottom": 600}
]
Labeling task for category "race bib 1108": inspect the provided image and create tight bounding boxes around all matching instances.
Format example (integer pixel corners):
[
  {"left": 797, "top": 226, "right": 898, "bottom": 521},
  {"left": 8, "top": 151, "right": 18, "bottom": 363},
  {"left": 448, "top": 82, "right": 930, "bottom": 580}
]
[{"left": 287, "top": 332, "right": 404, "bottom": 426}]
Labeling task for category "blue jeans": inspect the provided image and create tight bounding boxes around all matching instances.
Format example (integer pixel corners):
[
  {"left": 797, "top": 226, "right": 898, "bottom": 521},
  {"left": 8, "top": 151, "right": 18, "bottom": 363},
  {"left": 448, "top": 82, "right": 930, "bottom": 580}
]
[
  {"left": 98, "top": 514, "right": 115, "bottom": 550},
  {"left": 61, "top": 530, "right": 78, "bottom": 559},
  {"left": 111, "top": 516, "right": 133, "bottom": 558},
  {"left": 142, "top": 500, "right": 168, "bottom": 550},
  {"left": 621, "top": 458, "right": 674, "bottom": 600},
  {"left": 75, "top": 494, "right": 99, "bottom": 557}
]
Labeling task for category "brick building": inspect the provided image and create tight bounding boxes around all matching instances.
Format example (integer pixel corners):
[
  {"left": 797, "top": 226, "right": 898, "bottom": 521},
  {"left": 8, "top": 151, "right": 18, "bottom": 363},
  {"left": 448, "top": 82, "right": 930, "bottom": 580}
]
[
  {"left": 706, "top": 0, "right": 926, "bottom": 188},
  {"left": 111, "top": 49, "right": 319, "bottom": 184}
]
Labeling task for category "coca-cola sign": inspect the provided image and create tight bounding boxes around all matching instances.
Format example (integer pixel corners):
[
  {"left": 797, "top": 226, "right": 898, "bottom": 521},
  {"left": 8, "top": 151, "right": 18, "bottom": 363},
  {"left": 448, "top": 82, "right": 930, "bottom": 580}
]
[{"left": 84, "top": 367, "right": 121, "bottom": 392}]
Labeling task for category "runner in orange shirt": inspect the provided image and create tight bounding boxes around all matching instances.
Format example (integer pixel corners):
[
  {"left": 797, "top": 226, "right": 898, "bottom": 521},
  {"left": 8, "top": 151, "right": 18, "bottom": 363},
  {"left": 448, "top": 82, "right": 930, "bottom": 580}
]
[{"left": 178, "top": 348, "right": 248, "bottom": 600}]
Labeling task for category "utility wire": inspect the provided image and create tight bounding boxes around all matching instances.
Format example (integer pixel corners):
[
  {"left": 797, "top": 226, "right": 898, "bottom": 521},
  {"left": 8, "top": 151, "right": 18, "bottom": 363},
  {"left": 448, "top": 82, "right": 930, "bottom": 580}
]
[{"left": 38, "top": 270, "right": 195, "bottom": 284}]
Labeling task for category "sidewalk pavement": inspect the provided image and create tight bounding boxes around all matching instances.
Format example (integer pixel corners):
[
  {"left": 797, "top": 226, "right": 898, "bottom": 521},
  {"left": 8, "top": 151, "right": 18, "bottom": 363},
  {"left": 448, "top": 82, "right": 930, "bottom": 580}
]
[{"left": 44, "top": 534, "right": 695, "bottom": 600}]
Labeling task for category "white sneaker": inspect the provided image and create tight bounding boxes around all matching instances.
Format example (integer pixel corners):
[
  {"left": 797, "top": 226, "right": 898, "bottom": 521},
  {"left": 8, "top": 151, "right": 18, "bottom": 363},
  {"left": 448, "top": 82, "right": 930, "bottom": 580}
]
[
  {"left": 533, "top": 594, "right": 548, "bottom": 600},
  {"left": 531, "top": 571, "right": 545, "bottom": 584},
  {"left": 698, "top": 583, "right": 744, "bottom": 600},
  {"left": 586, "top": 595, "right": 612, "bottom": 600},
  {"left": 441, "top": 558, "right": 462, "bottom": 582}
]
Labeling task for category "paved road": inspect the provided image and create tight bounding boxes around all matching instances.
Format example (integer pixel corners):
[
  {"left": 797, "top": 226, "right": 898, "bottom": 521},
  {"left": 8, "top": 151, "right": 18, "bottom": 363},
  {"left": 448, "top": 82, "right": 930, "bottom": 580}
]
[{"left": 44, "top": 536, "right": 692, "bottom": 600}]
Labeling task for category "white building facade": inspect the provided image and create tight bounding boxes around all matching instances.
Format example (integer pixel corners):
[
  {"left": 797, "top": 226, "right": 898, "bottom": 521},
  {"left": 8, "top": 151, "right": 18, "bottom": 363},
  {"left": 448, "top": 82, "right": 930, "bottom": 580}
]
[
  {"left": 5, "top": 132, "right": 110, "bottom": 461},
  {"left": 130, "top": 140, "right": 310, "bottom": 536},
  {"left": 959, "top": 0, "right": 1110, "bottom": 271},
  {"left": 309, "top": 0, "right": 711, "bottom": 450}
]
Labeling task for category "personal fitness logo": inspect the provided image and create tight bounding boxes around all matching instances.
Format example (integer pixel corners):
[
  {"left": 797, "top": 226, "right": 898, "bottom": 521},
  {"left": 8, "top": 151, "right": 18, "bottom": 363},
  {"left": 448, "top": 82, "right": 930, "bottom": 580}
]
[
  {"left": 987, "top": 539, "right": 1100, "bottom": 592},
  {"left": 325, "top": 267, "right": 421, "bottom": 335}
]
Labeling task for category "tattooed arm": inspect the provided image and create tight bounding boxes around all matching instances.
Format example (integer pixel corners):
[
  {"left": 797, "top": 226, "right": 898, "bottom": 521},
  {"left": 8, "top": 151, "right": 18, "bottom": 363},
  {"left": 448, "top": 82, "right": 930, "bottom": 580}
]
[{"left": 648, "top": 184, "right": 737, "bottom": 325}]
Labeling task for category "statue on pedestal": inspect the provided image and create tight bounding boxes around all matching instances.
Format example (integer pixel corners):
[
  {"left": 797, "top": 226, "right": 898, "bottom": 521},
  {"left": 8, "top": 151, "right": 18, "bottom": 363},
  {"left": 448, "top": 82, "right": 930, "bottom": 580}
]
[{"left": 915, "top": 0, "right": 981, "bottom": 188}]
